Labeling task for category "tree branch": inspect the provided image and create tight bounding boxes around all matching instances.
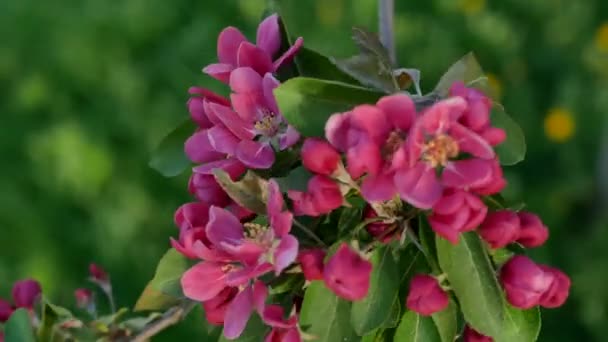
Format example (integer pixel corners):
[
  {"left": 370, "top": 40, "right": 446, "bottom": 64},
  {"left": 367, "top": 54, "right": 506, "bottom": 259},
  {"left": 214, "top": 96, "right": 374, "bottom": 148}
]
[
  {"left": 130, "top": 301, "right": 196, "bottom": 342},
  {"left": 378, "top": 0, "right": 396, "bottom": 65}
]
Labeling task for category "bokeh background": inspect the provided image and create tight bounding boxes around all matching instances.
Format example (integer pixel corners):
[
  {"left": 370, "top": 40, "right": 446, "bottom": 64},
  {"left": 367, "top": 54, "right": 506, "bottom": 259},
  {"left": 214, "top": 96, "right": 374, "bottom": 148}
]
[{"left": 1, "top": 0, "right": 607, "bottom": 340}]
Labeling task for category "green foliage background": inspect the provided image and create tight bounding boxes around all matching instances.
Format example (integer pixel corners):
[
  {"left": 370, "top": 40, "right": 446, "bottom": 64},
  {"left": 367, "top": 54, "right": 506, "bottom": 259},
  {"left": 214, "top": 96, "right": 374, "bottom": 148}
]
[{"left": 1, "top": 0, "right": 607, "bottom": 340}]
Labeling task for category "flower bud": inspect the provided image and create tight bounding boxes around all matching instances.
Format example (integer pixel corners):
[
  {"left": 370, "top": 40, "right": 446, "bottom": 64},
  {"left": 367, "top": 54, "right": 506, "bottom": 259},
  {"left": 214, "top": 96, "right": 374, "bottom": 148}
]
[
  {"left": 323, "top": 244, "right": 372, "bottom": 301},
  {"left": 538, "top": 266, "right": 570, "bottom": 308},
  {"left": 288, "top": 175, "right": 343, "bottom": 217},
  {"left": 516, "top": 212, "right": 549, "bottom": 248},
  {"left": 463, "top": 325, "right": 493, "bottom": 342},
  {"left": 364, "top": 206, "right": 397, "bottom": 243},
  {"left": 74, "top": 288, "right": 93, "bottom": 309},
  {"left": 298, "top": 249, "right": 326, "bottom": 281},
  {"left": 89, "top": 263, "right": 109, "bottom": 283},
  {"left": 0, "top": 299, "right": 13, "bottom": 322},
  {"left": 478, "top": 211, "right": 520, "bottom": 249},
  {"left": 301, "top": 138, "right": 340, "bottom": 175},
  {"left": 428, "top": 190, "right": 487, "bottom": 244},
  {"left": 11, "top": 279, "right": 41, "bottom": 309},
  {"left": 405, "top": 274, "right": 449, "bottom": 316},
  {"left": 499, "top": 256, "right": 553, "bottom": 309}
]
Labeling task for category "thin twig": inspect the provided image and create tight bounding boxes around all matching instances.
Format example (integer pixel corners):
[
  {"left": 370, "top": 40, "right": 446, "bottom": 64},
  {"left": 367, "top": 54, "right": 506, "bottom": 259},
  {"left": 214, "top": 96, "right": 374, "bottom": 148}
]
[
  {"left": 378, "top": 0, "right": 396, "bottom": 66},
  {"left": 130, "top": 301, "right": 196, "bottom": 342},
  {"left": 293, "top": 219, "right": 326, "bottom": 247}
]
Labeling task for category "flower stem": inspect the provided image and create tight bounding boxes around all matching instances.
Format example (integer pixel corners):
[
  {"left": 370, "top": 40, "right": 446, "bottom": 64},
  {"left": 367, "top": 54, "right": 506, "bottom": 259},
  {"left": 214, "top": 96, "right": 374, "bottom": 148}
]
[
  {"left": 131, "top": 301, "right": 196, "bottom": 342},
  {"left": 379, "top": 0, "right": 396, "bottom": 66},
  {"left": 293, "top": 219, "right": 326, "bottom": 247}
]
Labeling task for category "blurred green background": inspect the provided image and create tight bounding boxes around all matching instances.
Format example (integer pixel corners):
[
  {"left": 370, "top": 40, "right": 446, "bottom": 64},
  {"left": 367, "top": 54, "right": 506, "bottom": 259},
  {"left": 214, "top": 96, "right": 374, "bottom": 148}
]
[{"left": 1, "top": 0, "right": 607, "bottom": 340}]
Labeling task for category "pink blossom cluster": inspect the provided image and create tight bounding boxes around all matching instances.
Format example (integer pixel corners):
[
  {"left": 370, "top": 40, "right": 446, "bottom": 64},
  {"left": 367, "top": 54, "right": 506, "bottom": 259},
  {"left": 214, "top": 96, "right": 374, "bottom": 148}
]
[{"left": 0, "top": 279, "right": 41, "bottom": 341}]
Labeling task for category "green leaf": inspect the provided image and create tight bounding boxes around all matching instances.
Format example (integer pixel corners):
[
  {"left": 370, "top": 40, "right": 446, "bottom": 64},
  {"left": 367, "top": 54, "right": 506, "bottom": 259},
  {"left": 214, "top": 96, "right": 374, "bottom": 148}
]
[
  {"left": 5, "top": 308, "right": 36, "bottom": 342},
  {"left": 134, "top": 283, "right": 181, "bottom": 311},
  {"left": 338, "top": 205, "right": 363, "bottom": 237},
  {"left": 351, "top": 246, "right": 401, "bottom": 335},
  {"left": 274, "top": 77, "right": 383, "bottom": 137},
  {"left": 434, "top": 52, "right": 486, "bottom": 97},
  {"left": 296, "top": 47, "right": 360, "bottom": 84},
  {"left": 218, "top": 313, "right": 269, "bottom": 342},
  {"left": 436, "top": 232, "right": 504, "bottom": 338},
  {"left": 501, "top": 306, "right": 541, "bottom": 342},
  {"left": 214, "top": 169, "right": 268, "bottom": 214},
  {"left": 149, "top": 249, "right": 190, "bottom": 297},
  {"left": 300, "top": 281, "right": 359, "bottom": 342},
  {"left": 38, "top": 299, "right": 74, "bottom": 341},
  {"left": 431, "top": 300, "right": 458, "bottom": 342},
  {"left": 491, "top": 107, "right": 527, "bottom": 165},
  {"left": 148, "top": 119, "right": 195, "bottom": 177},
  {"left": 275, "top": 166, "right": 312, "bottom": 192},
  {"left": 394, "top": 311, "right": 441, "bottom": 342},
  {"left": 418, "top": 216, "right": 440, "bottom": 274},
  {"left": 381, "top": 298, "right": 402, "bottom": 329}
]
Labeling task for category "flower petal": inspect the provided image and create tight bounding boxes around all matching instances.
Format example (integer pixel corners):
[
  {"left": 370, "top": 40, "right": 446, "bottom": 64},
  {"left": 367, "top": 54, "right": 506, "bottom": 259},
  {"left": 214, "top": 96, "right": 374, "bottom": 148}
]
[
  {"left": 217, "top": 27, "right": 247, "bottom": 65},
  {"left": 236, "top": 140, "right": 275, "bottom": 169},
  {"left": 361, "top": 172, "right": 397, "bottom": 202},
  {"left": 274, "top": 235, "right": 299, "bottom": 274},
  {"left": 237, "top": 42, "right": 274, "bottom": 75},
  {"left": 184, "top": 130, "right": 224, "bottom": 164},
  {"left": 223, "top": 287, "right": 254, "bottom": 339},
  {"left": 376, "top": 94, "right": 415, "bottom": 132},
  {"left": 273, "top": 37, "right": 304, "bottom": 71},
  {"left": 207, "top": 126, "right": 240, "bottom": 155},
  {"left": 181, "top": 262, "right": 227, "bottom": 302},
  {"left": 256, "top": 14, "right": 281, "bottom": 57},
  {"left": 202, "top": 63, "right": 234, "bottom": 84},
  {"left": 394, "top": 163, "right": 443, "bottom": 209},
  {"left": 206, "top": 206, "right": 244, "bottom": 248},
  {"left": 442, "top": 159, "right": 493, "bottom": 189}
]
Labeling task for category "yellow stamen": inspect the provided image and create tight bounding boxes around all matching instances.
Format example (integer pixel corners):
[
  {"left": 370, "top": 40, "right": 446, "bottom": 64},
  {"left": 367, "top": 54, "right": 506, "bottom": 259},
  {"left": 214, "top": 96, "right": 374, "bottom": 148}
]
[{"left": 422, "top": 134, "right": 459, "bottom": 168}]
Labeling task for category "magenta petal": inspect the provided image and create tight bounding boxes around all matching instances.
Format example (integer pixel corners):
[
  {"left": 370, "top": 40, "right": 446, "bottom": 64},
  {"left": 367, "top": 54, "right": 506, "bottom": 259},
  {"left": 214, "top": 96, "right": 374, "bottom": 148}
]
[
  {"left": 230, "top": 67, "right": 264, "bottom": 93},
  {"left": 271, "top": 211, "right": 293, "bottom": 237},
  {"left": 273, "top": 37, "right": 304, "bottom": 71},
  {"left": 279, "top": 126, "right": 301, "bottom": 150},
  {"left": 206, "top": 102, "right": 255, "bottom": 140},
  {"left": 442, "top": 159, "right": 493, "bottom": 189},
  {"left": 12, "top": 279, "right": 41, "bottom": 309},
  {"left": 394, "top": 163, "right": 442, "bottom": 209},
  {"left": 253, "top": 281, "right": 268, "bottom": 314},
  {"left": 181, "top": 262, "right": 227, "bottom": 302},
  {"left": 206, "top": 206, "right": 244, "bottom": 248},
  {"left": 203, "top": 63, "right": 234, "bottom": 83},
  {"left": 376, "top": 94, "right": 415, "bottom": 132},
  {"left": 222, "top": 241, "right": 266, "bottom": 267},
  {"left": 184, "top": 130, "right": 224, "bottom": 164},
  {"left": 325, "top": 113, "right": 351, "bottom": 152},
  {"left": 237, "top": 42, "right": 274, "bottom": 75},
  {"left": 217, "top": 27, "right": 247, "bottom": 65},
  {"left": 262, "top": 305, "right": 294, "bottom": 328},
  {"left": 450, "top": 123, "right": 495, "bottom": 159},
  {"left": 236, "top": 140, "right": 275, "bottom": 169},
  {"left": 223, "top": 287, "right": 254, "bottom": 339},
  {"left": 274, "top": 235, "right": 299, "bottom": 274},
  {"left": 267, "top": 179, "right": 284, "bottom": 216},
  {"left": 193, "top": 158, "right": 246, "bottom": 178},
  {"left": 361, "top": 172, "right": 397, "bottom": 202},
  {"left": 263, "top": 73, "right": 281, "bottom": 114},
  {"left": 208, "top": 126, "right": 240, "bottom": 155},
  {"left": 347, "top": 141, "right": 382, "bottom": 178},
  {"left": 256, "top": 14, "right": 281, "bottom": 57}
]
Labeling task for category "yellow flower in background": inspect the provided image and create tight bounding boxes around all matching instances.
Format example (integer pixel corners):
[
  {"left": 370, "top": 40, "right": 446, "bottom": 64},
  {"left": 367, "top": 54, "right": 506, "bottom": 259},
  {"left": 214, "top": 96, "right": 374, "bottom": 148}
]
[
  {"left": 595, "top": 22, "right": 608, "bottom": 52},
  {"left": 316, "top": 0, "right": 344, "bottom": 27},
  {"left": 459, "top": 0, "right": 486, "bottom": 16},
  {"left": 486, "top": 73, "right": 502, "bottom": 99},
  {"left": 544, "top": 108, "right": 575, "bottom": 143}
]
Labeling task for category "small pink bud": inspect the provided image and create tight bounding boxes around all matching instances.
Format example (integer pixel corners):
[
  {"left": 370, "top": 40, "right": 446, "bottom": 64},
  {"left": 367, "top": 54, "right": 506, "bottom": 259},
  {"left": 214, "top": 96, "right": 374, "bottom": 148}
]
[
  {"left": 478, "top": 211, "right": 521, "bottom": 249},
  {"left": 323, "top": 243, "right": 372, "bottom": 301},
  {"left": 463, "top": 325, "right": 493, "bottom": 342},
  {"left": 499, "top": 256, "right": 553, "bottom": 309},
  {"left": 516, "top": 212, "right": 549, "bottom": 248},
  {"left": 74, "top": 288, "right": 93, "bottom": 309},
  {"left": 538, "top": 266, "right": 570, "bottom": 308},
  {"left": 301, "top": 138, "right": 340, "bottom": 175},
  {"left": 89, "top": 263, "right": 109, "bottom": 283},
  {"left": 428, "top": 190, "right": 487, "bottom": 244},
  {"left": 288, "top": 175, "right": 343, "bottom": 217},
  {"left": 11, "top": 279, "right": 41, "bottom": 309},
  {"left": 406, "top": 274, "right": 449, "bottom": 316},
  {"left": 0, "top": 299, "right": 13, "bottom": 322},
  {"left": 363, "top": 206, "right": 397, "bottom": 243},
  {"left": 298, "top": 249, "right": 326, "bottom": 281}
]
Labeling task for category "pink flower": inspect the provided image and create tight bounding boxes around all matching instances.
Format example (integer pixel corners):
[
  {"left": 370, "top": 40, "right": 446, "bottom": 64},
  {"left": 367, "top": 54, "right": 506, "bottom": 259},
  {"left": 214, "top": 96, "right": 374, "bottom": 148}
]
[
  {"left": 267, "top": 180, "right": 298, "bottom": 274},
  {"left": 499, "top": 256, "right": 554, "bottom": 309},
  {"left": 538, "top": 266, "right": 570, "bottom": 308},
  {"left": 395, "top": 97, "right": 496, "bottom": 209},
  {"left": 463, "top": 325, "right": 493, "bottom": 342},
  {"left": 74, "top": 288, "right": 93, "bottom": 309},
  {"left": 406, "top": 274, "right": 449, "bottom": 316},
  {"left": 187, "top": 87, "right": 231, "bottom": 128},
  {"left": 0, "top": 299, "right": 13, "bottom": 322},
  {"left": 478, "top": 210, "right": 521, "bottom": 249},
  {"left": 89, "top": 264, "right": 108, "bottom": 283},
  {"left": 203, "top": 287, "right": 238, "bottom": 326},
  {"left": 470, "top": 158, "right": 506, "bottom": 195},
  {"left": 363, "top": 206, "right": 398, "bottom": 243},
  {"left": 428, "top": 189, "right": 487, "bottom": 244},
  {"left": 189, "top": 158, "right": 246, "bottom": 207},
  {"left": 288, "top": 175, "right": 343, "bottom": 217},
  {"left": 203, "top": 14, "right": 303, "bottom": 83},
  {"left": 301, "top": 138, "right": 341, "bottom": 175},
  {"left": 323, "top": 243, "right": 372, "bottom": 301},
  {"left": 221, "top": 282, "right": 269, "bottom": 339},
  {"left": 171, "top": 202, "right": 211, "bottom": 259},
  {"left": 297, "top": 249, "right": 326, "bottom": 281},
  {"left": 516, "top": 212, "right": 549, "bottom": 248},
  {"left": 261, "top": 305, "right": 301, "bottom": 342},
  {"left": 11, "top": 279, "right": 41, "bottom": 310},
  {"left": 325, "top": 95, "right": 415, "bottom": 202}
]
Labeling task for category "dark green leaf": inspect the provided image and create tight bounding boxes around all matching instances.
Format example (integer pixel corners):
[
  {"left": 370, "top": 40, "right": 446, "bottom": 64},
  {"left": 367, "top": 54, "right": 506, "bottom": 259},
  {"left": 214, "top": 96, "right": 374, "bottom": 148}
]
[
  {"left": 338, "top": 206, "right": 363, "bottom": 237},
  {"left": 491, "top": 107, "right": 527, "bottom": 165},
  {"left": 418, "top": 216, "right": 440, "bottom": 274},
  {"left": 296, "top": 47, "right": 360, "bottom": 84},
  {"left": 351, "top": 246, "right": 401, "bottom": 335},
  {"left": 218, "top": 313, "right": 269, "bottom": 342},
  {"left": 275, "top": 166, "right": 312, "bottom": 192},
  {"left": 436, "top": 232, "right": 504, "bottom": 338},
  {"left": 431, "top": 300, "right": 458, "bottom": 342},
  {"left": 38, "top": 300, "right": 74, "bottom": 341},
  {"left": 214, "top": 169, "right": 268, "bottom": 214},
  {"left": 5, "top": 308, "right": 36, "bottom": 342},
  {"left": 434, "top": 52, "right": 486, "bottom": 97},
  {"left": 300, "top": 281, "right": 359, "bottom": 342},
  {"left": 148, "top": 119, "right": 195, "bottom": 177},
  {"left": 381, "top": 298, "right": 402, "bottom": 329},
  {"left": 274, "top": 77, "right": 383, "bottom": 137},
  {"left": 394, "top": 311, "right": 441, "bottom": 342}
]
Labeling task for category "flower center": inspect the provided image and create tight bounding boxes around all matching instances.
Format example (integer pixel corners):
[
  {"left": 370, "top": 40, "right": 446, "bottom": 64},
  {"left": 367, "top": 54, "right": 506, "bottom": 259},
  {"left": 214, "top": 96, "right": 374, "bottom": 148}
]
[
  {"left": 422, "top": 134, "right": 459, "bottom": 168},
  {"left": 254, "top": 109, "right": 279, "bottom": 137},
  {"left": 243, "top": 222, "right": 268, "bottom": 240},
  {"left": 382, "top": 131, "right": 405, "bottom": 159},
  {"left": 221, "top": 264, "right": 236, "bottom": 273}
]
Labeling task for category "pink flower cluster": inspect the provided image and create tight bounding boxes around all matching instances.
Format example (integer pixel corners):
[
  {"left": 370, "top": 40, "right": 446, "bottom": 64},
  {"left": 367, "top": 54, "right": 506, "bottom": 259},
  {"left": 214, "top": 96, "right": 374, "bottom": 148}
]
[{"left": 0, "top": 279, "right": 41, "bottom": 323}]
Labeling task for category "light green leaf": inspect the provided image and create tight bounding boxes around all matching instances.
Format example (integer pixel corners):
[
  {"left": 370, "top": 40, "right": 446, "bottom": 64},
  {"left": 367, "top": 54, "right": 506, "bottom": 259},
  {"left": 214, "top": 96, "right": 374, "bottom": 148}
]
[
  {"left": 394, "top": 311, "right": 441, "bottom": 342},
  {"left": 300, "top": 281, "right": 359, "bottom": 342},
  {"left": 491, "top": 107, "right": 527, "bottom": 165},
  {"left": 214, "top": 169, "right": 268, "bottom": 215},
  {"left": 134, "top": 283, "right": 181, "bottom": 311},
  {"left": 434, "top": 52, "right": 486, "bottom": 97},
  {"left": 500, "top": 305, "right": 541, "bottom": 342},
  {"left": 351, "top": 246, "right": 401, "bottom": 335},
  {"left": 274, "top": 77, "right": 383, "bottom": 137},
  {"left": 38, "top": 299, "right": 74, "bottom": 341},
  {"left": 431, "top": 300, "right": 458, "bottom": 342},
  {"left": 5, "top": 308, "right": 36, "bottom": 342},
  {"left": 148, "top": 119, "right": 195, "bottom": 177}
]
